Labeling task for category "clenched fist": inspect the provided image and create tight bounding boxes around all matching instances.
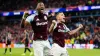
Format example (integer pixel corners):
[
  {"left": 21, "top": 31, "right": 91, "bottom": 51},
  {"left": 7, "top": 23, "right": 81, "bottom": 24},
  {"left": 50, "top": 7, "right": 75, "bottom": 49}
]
[
  {"left": 78, "top": 24, "right": 83, "bottom": 29},
  {"left": 22, "top": 11, "right": 29, "bottom": 19},
  {"left": 52, "top": 20, "right": 56, "bottom": 23}
]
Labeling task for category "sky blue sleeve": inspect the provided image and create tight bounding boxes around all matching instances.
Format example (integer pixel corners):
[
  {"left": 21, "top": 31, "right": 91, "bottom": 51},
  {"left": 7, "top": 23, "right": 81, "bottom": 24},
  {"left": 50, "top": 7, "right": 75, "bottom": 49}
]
[{"left": 25, "top": 14, "right": 35, "bottom": 23}]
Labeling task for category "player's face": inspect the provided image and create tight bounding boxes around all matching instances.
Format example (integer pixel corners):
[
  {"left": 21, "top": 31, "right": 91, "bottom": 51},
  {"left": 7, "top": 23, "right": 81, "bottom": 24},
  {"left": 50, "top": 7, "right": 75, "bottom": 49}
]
[
  {"left": 24, "top": 30, "right": 27, "bottom": 33},
  {"left": 36, "top": 2, "right": 45, "bottom": 13},
  {"left": 58, "top": 13, "right": 65, "bottom": 22}
]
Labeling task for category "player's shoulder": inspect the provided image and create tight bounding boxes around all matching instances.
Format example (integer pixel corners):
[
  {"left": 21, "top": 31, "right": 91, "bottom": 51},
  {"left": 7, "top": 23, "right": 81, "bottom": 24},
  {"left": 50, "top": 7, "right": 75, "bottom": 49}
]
[
  {"left": 26, "top": 14, "right": 37, "bottom": 20},
  {"left": 29, "top": 14, "right": 36, "bottom": 17}
]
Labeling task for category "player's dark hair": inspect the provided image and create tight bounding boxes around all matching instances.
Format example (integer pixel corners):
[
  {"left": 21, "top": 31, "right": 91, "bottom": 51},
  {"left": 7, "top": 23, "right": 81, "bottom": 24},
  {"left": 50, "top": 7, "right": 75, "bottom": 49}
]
[
  {"left": 35, "top": 2, "right": 44, "bottom": 10},
  {"left": 38, "top": 1, "right": 43, "bottom": 3}
]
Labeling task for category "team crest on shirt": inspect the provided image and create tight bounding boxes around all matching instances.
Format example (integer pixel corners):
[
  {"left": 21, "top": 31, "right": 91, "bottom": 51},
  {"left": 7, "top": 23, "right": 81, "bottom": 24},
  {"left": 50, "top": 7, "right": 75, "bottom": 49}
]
[
  {"left": 44, "top": 16, "right": 47, "bottom": 20},
  {"left": 36, "top": 18, "right": 39, "bottom": 21},
  {"left": 59, "top": 26, "right": 61, "bottom": 28}
]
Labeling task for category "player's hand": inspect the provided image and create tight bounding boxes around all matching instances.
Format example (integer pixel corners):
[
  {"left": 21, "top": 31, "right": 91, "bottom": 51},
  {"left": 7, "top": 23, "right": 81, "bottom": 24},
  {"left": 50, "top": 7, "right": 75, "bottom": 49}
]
[
  {"left": 21, "top": 40, "right": 24, "bottom": 43},
  {"left": 22, "top": 11, "right": 29, "bottom": 19},
  {"left": 6, "top": 42, "right": 7, "bottom": 44},
  {"left": 51, "top": 12, "right": 55, "bottom": 16},
  {"left": 21, "top": 39, "right": 24, "bottom": 43},
  {"left": 78, "top": 24, "right": 83, "bottom": 29}
]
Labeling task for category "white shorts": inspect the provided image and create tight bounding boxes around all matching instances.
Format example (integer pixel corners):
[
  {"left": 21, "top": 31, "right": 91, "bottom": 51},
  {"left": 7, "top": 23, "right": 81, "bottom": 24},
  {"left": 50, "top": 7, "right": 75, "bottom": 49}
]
[
  {"left": 33, "top": 40, "right": 51, "bottom": 56},
  {"left": 50, "top": 43, "right": 69, "bottom": 56}
]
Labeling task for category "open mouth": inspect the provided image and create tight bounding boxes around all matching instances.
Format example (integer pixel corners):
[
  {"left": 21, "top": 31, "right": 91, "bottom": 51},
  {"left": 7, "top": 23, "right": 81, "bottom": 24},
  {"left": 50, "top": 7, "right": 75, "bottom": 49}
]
[{"left": 40, "top": 8, "right": 44, "bottom": 10}]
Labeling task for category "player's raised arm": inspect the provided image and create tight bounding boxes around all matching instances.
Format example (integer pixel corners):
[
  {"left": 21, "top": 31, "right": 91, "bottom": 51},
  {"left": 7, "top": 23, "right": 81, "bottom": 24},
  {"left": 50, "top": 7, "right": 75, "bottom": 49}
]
[
  {"left": 21, "top": 11, "right": 31, "bottom": 28},
  {"left": 68, "top": 24, "right": 83, "bottom": 35},
  {"left": 49, "top": 20, "right": 56, "bottom": 33},
  {"left": 47, "top": 12, "right": 55, "bottom": 21}
]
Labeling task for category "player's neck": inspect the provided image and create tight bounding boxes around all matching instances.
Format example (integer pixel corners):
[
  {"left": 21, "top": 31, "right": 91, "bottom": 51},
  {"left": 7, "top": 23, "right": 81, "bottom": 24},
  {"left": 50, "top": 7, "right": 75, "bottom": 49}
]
[
  {"left": 57, "top": 20, "right": 62, "bottom": 23},
  {"left": 38, "top": 12, "right": 44, "bottom": 19},
  {"left": 38, "top": 12, "right": 44, "bottom": 15}
]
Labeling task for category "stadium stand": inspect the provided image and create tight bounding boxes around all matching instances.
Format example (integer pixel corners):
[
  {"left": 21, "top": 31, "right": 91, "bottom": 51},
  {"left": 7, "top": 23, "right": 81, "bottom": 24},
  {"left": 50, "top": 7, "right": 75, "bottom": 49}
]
[{"left": 0, "top": 0, "right": 100, "bottom": 48}]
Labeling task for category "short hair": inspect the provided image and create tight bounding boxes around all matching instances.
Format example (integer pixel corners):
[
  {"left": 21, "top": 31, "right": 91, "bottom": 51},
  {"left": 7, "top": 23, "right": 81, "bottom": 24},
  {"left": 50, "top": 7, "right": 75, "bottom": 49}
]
[
  {"left": 55, "top": 12, "right": 63, "bottom": 16},
  {"left": 36, "top": 2, "right": 44, "bottom": 10}
]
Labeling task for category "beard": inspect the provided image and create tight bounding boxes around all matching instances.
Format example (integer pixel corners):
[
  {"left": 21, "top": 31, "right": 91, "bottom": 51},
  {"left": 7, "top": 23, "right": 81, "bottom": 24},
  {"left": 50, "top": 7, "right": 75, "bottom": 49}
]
[
  {"left": 38, "top": 10, "right": 44, "bottom": 19},
  {"left": 36, "top": 7, "right": 44, "bottom": 19}
]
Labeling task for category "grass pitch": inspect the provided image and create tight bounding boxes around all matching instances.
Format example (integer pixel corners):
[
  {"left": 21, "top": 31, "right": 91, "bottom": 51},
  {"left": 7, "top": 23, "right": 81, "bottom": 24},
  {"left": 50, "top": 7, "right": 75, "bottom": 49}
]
[{"left": 0, "top": 48, "right": 100, "bottom": 56}]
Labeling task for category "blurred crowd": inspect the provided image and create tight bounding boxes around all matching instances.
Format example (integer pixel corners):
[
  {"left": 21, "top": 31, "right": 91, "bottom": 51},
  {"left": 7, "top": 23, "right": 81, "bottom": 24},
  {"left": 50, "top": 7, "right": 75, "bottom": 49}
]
[
  {"left": 0, "top": 0, "right": 100, "bottom": 11},
  {"left": 48, "top": 12, "right": 100, "bottom": 48},
  {"left": 64, "top": 16, "right": 100, "bottom": 48},
  {"left": 0, "top": 14, "right": 100, "bottom": 48},
  {"left": 0, "top": 0, "right": 100, "bottom": 48},
  {"left": 0, "top": 23, "right": 33, "bottom": 44}
]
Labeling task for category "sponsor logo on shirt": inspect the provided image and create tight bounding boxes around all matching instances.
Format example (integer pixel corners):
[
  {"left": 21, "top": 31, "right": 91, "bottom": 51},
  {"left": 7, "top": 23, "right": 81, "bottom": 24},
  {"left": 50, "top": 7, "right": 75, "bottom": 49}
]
[
  {"left": 58, "top": 29, "right": 66, "bottom": 32},
  {"left": 36, "top": 22, "right": 48, "bottom": 26},
  {"left": 36, "top": 18, "right": 39, "bottom": 21}
]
